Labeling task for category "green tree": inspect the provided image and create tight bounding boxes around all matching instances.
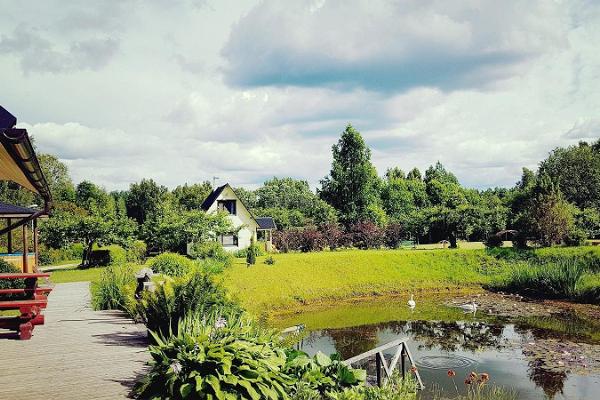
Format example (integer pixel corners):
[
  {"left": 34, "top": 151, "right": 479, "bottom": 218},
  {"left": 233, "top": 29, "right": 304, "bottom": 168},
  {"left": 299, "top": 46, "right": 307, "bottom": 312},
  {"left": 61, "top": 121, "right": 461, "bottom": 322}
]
[
  {"left": 172, "top": 182, "right": 213, "bottom": 211},
  {"left": 406, "top": 167, "right": 422, "bottom": 181},
  {"left": 126, "top": 179, "right": 170, "bottom": 225},
  {"left": 38, "top": 154, "right": 75, "bottom": 202},
  {"left": 539, "top": 141, "right": 600, "bottom": 209},
  {"left": 319, "top": 124, "right": 380, "bottom": 225}
]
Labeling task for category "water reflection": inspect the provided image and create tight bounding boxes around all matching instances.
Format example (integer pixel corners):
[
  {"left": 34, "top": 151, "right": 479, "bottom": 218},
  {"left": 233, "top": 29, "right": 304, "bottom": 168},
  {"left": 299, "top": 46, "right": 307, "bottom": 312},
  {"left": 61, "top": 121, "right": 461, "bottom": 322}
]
[{"left": 278, "top": 304, "right": 600, "bottom": 400}]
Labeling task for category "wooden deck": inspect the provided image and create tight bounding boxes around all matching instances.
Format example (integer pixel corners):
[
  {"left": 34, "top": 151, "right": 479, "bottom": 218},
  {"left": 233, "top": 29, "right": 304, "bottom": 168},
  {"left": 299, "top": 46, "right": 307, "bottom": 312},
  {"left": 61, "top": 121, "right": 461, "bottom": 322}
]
[{"left": 0, "top": 282, "right": 148, "bottom": 399}]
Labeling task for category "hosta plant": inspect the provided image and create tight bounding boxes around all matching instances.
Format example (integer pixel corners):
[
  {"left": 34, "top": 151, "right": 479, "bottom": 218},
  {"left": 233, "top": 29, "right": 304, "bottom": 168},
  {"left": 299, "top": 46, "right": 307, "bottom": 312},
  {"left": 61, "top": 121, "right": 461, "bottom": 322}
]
[
  {"left": 284, "top": 350, "right": 366, "bottom": 395},
  {"left": 133, "top": 311, "right": 295, "bottom": 399}
]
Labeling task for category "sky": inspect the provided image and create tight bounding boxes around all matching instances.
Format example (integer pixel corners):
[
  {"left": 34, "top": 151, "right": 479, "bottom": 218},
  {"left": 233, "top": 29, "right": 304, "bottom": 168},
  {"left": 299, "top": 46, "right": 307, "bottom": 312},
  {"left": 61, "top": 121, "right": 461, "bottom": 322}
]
[{"left": 1, "top": 0, "right": 599, "bottom": 191}]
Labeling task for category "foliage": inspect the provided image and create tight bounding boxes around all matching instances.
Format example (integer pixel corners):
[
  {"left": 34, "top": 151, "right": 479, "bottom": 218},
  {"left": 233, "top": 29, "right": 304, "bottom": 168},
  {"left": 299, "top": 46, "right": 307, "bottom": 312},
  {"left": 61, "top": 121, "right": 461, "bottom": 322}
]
[
  {"left": 91, "top": 264, "right": 137, "bottom": 312},
  {"left": 265, "top": 256, "right": 276, "bottom": 265},
  {"left": 350, "top": 221, "right": 383, "bottom": 249},
  {"left": 383, "top": 223, "right": 404, "bottom": 249},
  {"left": 0, "top": 260, "right": 24, "bottom": 296},
  {"left": 483, "top": 235, "right": 503, "bottom": 248},
  {"left": 86, "top": 244, "right": 127, "bottom": 267},
  {"left": 318, "top": 223, "right": 349, "bottom": 250},
  {"left": 246, "top": 238, "right": 257, "bottom": 265},
  {"left": 490, "top": 258, "right": 588, "bottom": 300},
  {"left": 319, "top": 125, "right": 380, "bottom": 226},
  {"left": 126, "top": 178, "right": 170, "bottom": 226},
  {"left": 39, "top": 243, "right": 83, "bottom": 265},
  {"left": 148, "top": 252, "right": 197, "bottom": 277},
  {"left": 172, "top": 182, "right": 213, "bottom": 211},
  {"left": 126, "top": 240, "right": 148, "bottom": 263},
  {"left": 135, "top": 271, "right": 238, "bottom": 338},
  {"left": 133, "top": 311, "right": 293, "bottom": 400},
  {"left": 189, "top": 241, "right": 233, "bottom": 267},
  {"left": 284, "top": 351, "right": 365, "bottom": 395}
]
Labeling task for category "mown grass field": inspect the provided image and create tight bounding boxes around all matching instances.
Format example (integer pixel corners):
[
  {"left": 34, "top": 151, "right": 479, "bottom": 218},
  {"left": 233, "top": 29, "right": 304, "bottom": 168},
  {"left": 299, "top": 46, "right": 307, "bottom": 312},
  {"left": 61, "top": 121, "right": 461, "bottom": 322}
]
[{"left": 222, "top": 248, "right": 504, "bottom": 313}]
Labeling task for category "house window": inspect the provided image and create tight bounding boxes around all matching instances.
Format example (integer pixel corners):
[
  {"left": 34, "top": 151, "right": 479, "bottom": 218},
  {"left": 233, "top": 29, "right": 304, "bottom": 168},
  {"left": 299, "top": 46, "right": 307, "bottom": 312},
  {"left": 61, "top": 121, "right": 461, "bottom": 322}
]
[
  {"left": 220, "top": 234, "right": 238, "bottom": 247},
  {"left": 217, "top": 200, "right": 236, "bottom": 215}
]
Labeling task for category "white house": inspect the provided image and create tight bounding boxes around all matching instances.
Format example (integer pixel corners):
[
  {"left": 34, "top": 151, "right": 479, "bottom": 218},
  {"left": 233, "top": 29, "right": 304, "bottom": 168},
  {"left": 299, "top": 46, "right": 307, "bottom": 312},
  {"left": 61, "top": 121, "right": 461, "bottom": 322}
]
[{"left": 200, "top": 183, "right": 276, "bottom": 252}]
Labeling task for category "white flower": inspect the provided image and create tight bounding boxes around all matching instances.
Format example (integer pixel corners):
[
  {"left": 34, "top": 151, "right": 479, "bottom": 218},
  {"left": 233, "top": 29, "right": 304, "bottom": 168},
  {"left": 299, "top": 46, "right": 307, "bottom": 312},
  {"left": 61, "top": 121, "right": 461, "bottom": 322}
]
[
  {"left": 214, "top": 317, "right": 227, "bottom": 329},
  {"left": 171, "top": 361, "right": 182, "bottom": 375}
]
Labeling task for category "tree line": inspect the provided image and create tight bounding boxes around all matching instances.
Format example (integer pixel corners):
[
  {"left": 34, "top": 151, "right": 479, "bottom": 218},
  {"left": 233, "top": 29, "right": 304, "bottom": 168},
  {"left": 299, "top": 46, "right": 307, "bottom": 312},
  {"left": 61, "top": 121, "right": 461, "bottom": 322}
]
[{"left": 1, "top": 125, "right": 598, "bottom": 261}]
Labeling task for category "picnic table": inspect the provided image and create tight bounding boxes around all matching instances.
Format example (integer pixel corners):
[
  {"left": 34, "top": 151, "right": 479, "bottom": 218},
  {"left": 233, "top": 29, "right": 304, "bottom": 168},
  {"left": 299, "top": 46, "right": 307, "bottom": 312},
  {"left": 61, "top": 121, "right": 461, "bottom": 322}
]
[{"left": 0, "top": 273, "right": 52, "bottom": 340}]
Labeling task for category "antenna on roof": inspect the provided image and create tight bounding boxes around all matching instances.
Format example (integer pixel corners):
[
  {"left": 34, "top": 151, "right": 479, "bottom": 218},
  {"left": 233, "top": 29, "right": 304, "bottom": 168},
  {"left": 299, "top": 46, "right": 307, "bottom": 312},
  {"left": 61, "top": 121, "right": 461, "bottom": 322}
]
[{"left": 212, "top": 176, "right": 220, "bottom": 189}]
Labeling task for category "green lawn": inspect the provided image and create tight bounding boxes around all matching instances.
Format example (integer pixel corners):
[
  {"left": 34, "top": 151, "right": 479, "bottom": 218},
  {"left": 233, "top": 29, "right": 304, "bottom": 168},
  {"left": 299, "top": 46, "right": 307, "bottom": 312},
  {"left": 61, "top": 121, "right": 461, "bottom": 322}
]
[
  {"left": 47, "top": 267, "right": 105, "bottom": 284},
  {"left": 223, "top": 248, "right": 504, "bottom": 313}
]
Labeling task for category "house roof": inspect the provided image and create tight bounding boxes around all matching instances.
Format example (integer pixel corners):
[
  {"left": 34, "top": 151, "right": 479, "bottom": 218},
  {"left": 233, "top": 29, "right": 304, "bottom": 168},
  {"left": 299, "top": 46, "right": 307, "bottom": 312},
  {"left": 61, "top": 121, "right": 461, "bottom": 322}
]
[
  {"left": 0, "top": 201, "right": 45, "bottom": 218},
  {"left": 0, "top": 106, "right": 52, "bottom": 203},
  {"left": 200, "top": 184, "right": 227, "bottom": 211},
  {"left": 256, "top": 217, "right": 276, "bottom": 230}
]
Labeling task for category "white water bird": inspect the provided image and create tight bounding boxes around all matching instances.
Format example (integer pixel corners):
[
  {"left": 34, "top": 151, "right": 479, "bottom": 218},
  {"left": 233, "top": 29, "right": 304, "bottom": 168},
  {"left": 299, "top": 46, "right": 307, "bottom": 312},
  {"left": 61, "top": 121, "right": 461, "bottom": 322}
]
[
  {"left": 407, "top": 295, "right": 416, "bottom": 308},
  {"left": 459, "top": 301, "right": 478, "bottom": 313}
]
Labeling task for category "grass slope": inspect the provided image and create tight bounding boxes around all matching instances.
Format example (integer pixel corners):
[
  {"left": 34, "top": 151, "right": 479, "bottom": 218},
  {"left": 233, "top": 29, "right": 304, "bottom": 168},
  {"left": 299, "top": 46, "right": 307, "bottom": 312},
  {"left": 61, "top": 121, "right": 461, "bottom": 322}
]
[{"left": 223, "top": 249, "right": 502, "bottom": 313}]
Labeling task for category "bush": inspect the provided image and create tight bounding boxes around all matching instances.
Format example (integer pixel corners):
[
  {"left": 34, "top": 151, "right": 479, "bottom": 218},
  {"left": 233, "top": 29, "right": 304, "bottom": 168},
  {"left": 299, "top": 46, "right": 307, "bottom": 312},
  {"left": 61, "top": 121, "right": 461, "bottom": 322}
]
[
  {"left": 86, "top": 245, "right": 127, "bottom": 267},
  {"left": 384, "top": 223, "right": 404, "bottom": 249},
  {"left": 318, "top": 223, "right": 347, "bottom": 250},
  {"left": 190, "top": 241, "right": 233, "bottom": 267},
  {"left": 265, "top": 256, "right": 276, "bottom": 265},
  {"left": 246, "top": 240, "right": 257, "bottom": 265},
  {"left": 39, "top": 243, "right": 84, "bottom": 266},
  {"left": 350, "top": 221, "right": 384, "bottom": 249},
  {"left": 147, "top": 252, "right": 196, "bottom": 277},
  {"left": 274, "top": 230, "right": 303, "bottom": 253},
  {"left": 91, "top": 264, "right": 137, "bottom": 312},
  {"left": 484, "top": 235, "right": 504, "bottom": 248},
  {"left": 126, "top": 240, "right": 147, "bottom": 264},
  {"left": 0, "top": 260, "right": 25, "bottom": 299},
  {"left": 135, "top": 271, "right": 238, "bottom": 338},
  {"left": 284, "top": 351, "right": 365, "bottom": 395},
  {"left": 565, "top": 229, "right": 587, "bottom": 247},
  {"left": 234, "top": 245, "right": 266, "bottom": 259},
  {"left": 297, "top": 228, "right": 326, "bottom": 252},
  {"left": 133, "top": 312, "right": 293, "bottom": 400}
]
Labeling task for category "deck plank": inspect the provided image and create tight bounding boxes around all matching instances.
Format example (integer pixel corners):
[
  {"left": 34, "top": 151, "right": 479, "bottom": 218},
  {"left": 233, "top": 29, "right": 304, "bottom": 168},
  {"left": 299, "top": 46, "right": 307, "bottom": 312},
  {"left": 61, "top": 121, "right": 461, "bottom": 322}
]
[{"left": 0, "top": 282, "right": 148, "bottom": 400}]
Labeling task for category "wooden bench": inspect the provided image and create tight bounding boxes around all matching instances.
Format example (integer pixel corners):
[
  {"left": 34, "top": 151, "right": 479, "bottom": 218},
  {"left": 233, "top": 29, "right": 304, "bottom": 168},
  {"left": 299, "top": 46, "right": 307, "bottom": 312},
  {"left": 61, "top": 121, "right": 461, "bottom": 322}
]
[{"left": 0, "top": 273, "right": 51, "bottom": 340}]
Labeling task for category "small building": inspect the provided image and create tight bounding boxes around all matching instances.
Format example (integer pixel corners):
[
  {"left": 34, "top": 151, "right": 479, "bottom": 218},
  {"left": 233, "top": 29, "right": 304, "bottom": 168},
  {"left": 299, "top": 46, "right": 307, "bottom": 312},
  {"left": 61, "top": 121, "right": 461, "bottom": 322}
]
[
  {"left": 200, "top": 183, "right": 275, "bottom": 252},
  {"left": 0, "top": 105, "right": 52, "bottom": 272}
]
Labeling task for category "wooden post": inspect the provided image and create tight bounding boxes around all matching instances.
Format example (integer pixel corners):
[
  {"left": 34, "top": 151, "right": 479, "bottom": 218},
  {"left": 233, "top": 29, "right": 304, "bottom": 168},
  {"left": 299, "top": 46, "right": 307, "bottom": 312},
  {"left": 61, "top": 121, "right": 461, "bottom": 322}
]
[
  {"left": 33, "top": 219, "right": 39, "bottom": 272},
  {"left": 22, "top": 223, "right": 29, "bottom": 273},
  {"left": 401, "top": 344, "right": 406, "bottom": 379},
  {"left": 375, "top": 352, "right": 382, "bottom": 387},
  {"left": 7, "top": 218, "right": 12, "bottom": 253}
]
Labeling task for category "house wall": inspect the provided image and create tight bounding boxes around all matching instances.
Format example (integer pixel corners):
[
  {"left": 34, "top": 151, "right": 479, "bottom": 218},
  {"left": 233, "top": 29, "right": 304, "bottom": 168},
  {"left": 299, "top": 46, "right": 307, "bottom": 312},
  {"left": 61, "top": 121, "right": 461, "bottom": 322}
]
[{"left": 205, "top": 186, "right": 258, "bottom": 251}]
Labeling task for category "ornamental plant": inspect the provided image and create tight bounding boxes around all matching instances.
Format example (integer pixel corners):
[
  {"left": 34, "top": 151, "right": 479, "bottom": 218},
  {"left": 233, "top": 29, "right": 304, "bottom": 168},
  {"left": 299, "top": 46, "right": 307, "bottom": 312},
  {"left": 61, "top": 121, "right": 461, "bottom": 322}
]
[{"left": 133, "top": 311, "right": 294, "bottom": 399}]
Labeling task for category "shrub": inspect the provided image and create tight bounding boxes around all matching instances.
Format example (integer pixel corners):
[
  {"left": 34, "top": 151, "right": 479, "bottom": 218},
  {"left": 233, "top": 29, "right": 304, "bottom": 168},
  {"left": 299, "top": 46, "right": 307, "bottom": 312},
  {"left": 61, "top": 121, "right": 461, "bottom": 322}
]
[
  {"left": 318, "top": 223, "right": 347, "bottom": 250},
  {"left": 126, "top": 240, "right": 147, "bottom": 264},
  {"left": 234, "top": 245, "right": 266, "bottom": 259},
  {"left": 86, "top": 245, "right": 127, "bottom": 267},
  {"left": 284, "top": 351, "right": 365, "bottom": 395},
  {"left": 484, "top": 235, "right": 504, "bottom": 248},
  {"left": 265, "top": 256, "right": 276, "bottom": 265},
  {"left": 384, "top": 223, "right": 404, "bottom": 249},
  {"left": 0, "top": 260, "right": 25, "bottom": 299},
  {"left": 133, "top": 312, "right": 293, "bottom": 400},
  {"left": 350, "top": 221, "right": 384, "bottom": 249},
  {"left": 274, "top": 230, "right": 303, "bottom": 253},
  {"left": 564, "top": 228, "right": 587, "bottom": 247},
  {"left": 246, "top": 242, "right": 257, "bottom": 265},
  {"left": 39, "top": 243, "right": 84, "bottom": 266},
  {"left": 297, "top": 228, "right": 326, "bottom": 252},
  {"left": 135, "top": 271, "right": 237, "bottom": 337},
  {"left": 190, "top": 241, "right": 233, "bottom": 267},
  {"left": 91, "top": 264, "right": 137, "bottom": 312},
  {"left": 147, "top": 252, "right": 196, "bottom": 277}
]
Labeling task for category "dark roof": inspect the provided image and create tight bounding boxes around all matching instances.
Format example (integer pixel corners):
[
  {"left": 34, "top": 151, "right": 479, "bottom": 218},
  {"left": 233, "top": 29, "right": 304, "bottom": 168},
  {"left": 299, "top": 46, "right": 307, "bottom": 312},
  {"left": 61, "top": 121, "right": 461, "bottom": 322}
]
[
  {"left": 256, "top": 217, "right": 276, "bottom": 230},
  {"left": 0, "top": 202, "right": 39, "bottom": 216},
  {"left": 200, "top": 184, "right": 227, "bottom": 211}
]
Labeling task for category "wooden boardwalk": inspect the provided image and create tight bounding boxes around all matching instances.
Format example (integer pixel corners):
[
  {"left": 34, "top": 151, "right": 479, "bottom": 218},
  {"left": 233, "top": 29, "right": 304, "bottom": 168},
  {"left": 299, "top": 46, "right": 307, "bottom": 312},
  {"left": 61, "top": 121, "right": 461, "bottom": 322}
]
[{"left": 0, "top": 282, "right": 149, "bottom": 399}]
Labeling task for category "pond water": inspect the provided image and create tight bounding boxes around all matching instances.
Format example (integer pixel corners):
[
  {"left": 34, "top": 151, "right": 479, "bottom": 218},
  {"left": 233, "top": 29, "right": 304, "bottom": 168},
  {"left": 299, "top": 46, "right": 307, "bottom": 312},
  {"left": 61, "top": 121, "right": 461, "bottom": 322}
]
[{"left": 273, "top": 296, "right": 600, "bottom": 400}]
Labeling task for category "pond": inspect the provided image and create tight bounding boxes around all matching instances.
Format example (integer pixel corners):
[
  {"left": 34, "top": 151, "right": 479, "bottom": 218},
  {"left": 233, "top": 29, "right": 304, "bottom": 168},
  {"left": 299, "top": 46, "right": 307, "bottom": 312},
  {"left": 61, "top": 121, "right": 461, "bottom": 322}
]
[{"left": 272, "top": 295, "right": 600, "bottom": 400}]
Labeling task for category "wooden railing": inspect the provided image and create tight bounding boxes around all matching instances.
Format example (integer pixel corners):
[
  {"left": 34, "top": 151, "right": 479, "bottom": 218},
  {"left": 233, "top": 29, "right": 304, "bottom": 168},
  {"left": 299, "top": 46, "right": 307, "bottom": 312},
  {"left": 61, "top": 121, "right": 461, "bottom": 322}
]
[{"left": 343, "top": 337, "right": 424, "bottom": 389}]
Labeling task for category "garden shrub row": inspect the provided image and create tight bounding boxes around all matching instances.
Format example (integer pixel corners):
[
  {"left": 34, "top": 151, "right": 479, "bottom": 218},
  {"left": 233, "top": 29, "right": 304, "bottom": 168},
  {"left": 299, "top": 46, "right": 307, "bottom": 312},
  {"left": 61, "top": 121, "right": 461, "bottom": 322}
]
[{"left": 274, "top": 222, "right": 405, "bottom": 252}]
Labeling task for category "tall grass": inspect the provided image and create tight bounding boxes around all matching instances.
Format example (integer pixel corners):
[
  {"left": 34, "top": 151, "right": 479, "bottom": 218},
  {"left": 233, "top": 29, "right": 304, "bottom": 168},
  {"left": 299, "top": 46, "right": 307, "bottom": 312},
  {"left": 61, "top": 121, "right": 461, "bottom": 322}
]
[
  {"left": 90, "top": 264, "right": 137, "bottom": 312},
  {"left": 490, "top": 258, "right": 589, "bottom": 300}
]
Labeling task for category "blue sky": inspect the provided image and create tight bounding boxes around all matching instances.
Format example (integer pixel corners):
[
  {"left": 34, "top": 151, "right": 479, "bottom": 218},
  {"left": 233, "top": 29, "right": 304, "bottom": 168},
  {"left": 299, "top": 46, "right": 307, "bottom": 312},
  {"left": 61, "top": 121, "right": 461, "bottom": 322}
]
[{"left": 1, "top": 0, "right": 599, "bottom": 190}]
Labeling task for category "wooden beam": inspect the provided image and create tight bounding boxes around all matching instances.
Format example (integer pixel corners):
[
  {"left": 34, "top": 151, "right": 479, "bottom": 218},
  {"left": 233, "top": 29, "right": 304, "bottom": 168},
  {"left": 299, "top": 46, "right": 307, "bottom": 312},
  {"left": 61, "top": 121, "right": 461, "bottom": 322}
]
[
  {"left": 7, "top": 217, "right": 12, "bottom": 253},
  {"left": 33, "top": 219, "right": 38, "bottom": 272},
  {"left": 22, "top": 223, "right": 29, "bottom": 273}
]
